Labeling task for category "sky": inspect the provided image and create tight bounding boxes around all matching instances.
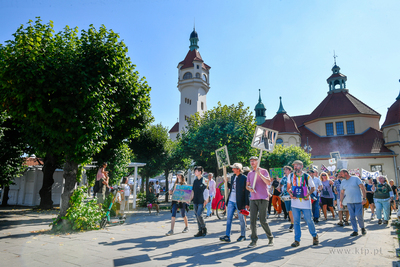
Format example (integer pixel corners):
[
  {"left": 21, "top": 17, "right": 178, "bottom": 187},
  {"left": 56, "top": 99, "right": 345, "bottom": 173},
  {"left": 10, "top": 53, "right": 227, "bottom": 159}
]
[{"left": 1, "top": 0, "right": 400, "bottom": 131}]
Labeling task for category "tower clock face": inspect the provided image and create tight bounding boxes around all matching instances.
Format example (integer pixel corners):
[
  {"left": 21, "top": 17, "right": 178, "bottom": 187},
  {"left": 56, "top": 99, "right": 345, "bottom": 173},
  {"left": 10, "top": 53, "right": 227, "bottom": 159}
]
[{"left": 202, "top": 74, "right": 207, "bottom": 82}]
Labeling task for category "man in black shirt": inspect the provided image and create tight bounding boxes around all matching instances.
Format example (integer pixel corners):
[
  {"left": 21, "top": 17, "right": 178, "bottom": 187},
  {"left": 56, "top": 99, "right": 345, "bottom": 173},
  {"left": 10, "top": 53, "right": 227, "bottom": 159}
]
[{"left": 191, "top": 166, "right": 209, "bottom": 237}]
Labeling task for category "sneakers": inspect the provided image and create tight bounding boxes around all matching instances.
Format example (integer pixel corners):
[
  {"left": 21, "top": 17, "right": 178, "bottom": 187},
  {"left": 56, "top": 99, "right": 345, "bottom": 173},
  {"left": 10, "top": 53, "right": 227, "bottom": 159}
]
[
  {"left": 202, "top": 227, "right": 207, "bottom": 236},
  {"left": 337, "top": 221, "right": 344, "bottom": 226},
  {"left": 182, "top": 227, "right": 189, "bottom": 233},
  {"left": 371, "top": 213, "right": 375, "bottom": 220},
  {"left": 219, "top": 235, "right": 231, "bottom": 242},
  {"left": 378, "top": 219, "right": 382, "bottom": 225},
  {"left": 237, "top": 236, "right": 246, "bottom": 242},
  {"left": 277, "top": 214, "right": 281, "bottom": 218},
  {"left": 247, "top": 241, "right": 257, "bottom": 248},
  {"left": 194, "top": 230, "right": 203, "bottom": 237},
  {"left": 268, "top": 237, "right": 274, "bottom": 246},
  {"left": 361, "top": 228, "right": 367, "bottom": 235},
  {"left": 291, "top": 241, "right": 300, "bottom": 247},
  {"left": 289, "top": 224, "right": 294, "bottom": 232},
  {"left": 344, "top": 221, "right": 350, "bottom": 226},
  {"left": 313, "top": 235, "right": 319, "bottom": 245},
  {"left": 165, "top": 230, "right": 174, "bottom": 236},
  {"left": 350, "top": 231, "right": 359, "bottom": 236},
  {"left": 383, "top": 220, "right": 388, "bottom": 224}
]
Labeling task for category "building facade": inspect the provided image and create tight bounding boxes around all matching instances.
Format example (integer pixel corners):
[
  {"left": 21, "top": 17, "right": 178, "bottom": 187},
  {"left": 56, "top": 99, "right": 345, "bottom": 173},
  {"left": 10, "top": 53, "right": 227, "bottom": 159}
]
[{"left": 169, "top": 29, "right": 211, "bottom": 140}]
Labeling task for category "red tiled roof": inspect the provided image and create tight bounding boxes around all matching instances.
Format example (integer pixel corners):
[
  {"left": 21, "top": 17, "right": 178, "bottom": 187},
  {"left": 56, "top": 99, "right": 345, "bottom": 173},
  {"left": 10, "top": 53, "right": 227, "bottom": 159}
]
[
  {"left": 291, "top": 114, "right": 310, "bottom": 127},
  {"left": 169, "top": 122, "right": 179, "bottom": 133},
  {"left": 306, "top": 91, "right": 380, "bottom": 123},
  {"left": 262, "top": 113, "right": 300, "bottom": 133},
  {"left": 299, "top": 126, "right": 392, "bottom": 157},
  {"left": 327, "top": 73, "right": 346, "bottom": 81},
  {"left": 382, "top": 99, "right": 400, "bottom": 128},
  {"left": 25, "top": 157, "right": 44, "bottom": 166},
  {"left": 178, "top": 50, "right": 211, "bottom": 71}
]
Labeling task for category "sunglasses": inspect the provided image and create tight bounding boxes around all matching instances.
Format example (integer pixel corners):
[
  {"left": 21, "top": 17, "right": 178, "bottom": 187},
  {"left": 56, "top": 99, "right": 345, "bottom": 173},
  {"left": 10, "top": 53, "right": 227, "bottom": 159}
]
[{"left": 321, "top": 174, "right": 327, "bottom": 176}]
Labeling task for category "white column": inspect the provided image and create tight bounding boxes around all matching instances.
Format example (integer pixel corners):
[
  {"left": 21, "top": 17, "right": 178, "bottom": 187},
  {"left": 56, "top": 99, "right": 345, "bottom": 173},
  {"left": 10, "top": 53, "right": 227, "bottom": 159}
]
[{"left": 133, "top": 166, "right": 138, "bottom": 209}]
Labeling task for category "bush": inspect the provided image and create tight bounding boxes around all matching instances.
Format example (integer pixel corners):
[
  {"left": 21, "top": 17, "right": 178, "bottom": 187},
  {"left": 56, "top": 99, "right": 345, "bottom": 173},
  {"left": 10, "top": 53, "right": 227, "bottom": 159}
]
[
  {"left": 137, "top": 192, "right": 147, "bottom": 207},
  {"left": 103, "top": 193, "right": 117, "bottom": 217},
  {"left": 51, "top": 186, "right": 104, "bottom": 231}
]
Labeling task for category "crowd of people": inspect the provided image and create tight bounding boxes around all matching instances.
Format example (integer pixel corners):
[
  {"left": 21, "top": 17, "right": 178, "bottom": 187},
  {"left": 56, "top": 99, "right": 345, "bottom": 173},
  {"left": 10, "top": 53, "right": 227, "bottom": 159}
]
[{"left": 165, "top": 157, "right": 398, "bottom": 248}]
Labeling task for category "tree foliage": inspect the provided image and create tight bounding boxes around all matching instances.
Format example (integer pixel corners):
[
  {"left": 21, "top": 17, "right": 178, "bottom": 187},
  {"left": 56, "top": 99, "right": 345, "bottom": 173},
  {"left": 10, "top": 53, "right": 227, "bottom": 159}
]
[
  {"left": 180, "top": 102, "right": 257, "bottom": 175},
  {"left": 262, "top": 145, "right": 313, "bottom": 169},
  {"left": 129, "top": 124, "right": 170, "bottom": 194},
  {"left": 0, "top": 18, "right": 152, "bottom": 221}
]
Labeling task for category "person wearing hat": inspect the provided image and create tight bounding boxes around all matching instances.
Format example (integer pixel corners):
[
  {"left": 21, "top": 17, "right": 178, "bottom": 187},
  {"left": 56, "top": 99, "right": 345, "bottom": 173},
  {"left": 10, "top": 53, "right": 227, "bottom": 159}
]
[
  {"left": 246, "top": 156, "right": 274, "bottom": 248},
  {"left": 309, "top": 166, "right": 322, "bottom": 223},
  {"left": 166, "top": 171, "right": 189, "bottom": 236},
  {"left": 287, "top": 160, "right": 319, "bottom": 247},
  {"left": 219, "top": 163, "right": 249, "bottom": 242}
]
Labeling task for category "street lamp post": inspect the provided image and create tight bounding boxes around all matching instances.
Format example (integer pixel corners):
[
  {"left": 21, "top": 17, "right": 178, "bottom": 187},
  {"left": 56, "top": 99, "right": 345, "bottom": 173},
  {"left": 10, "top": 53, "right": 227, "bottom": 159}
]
[{"left": 303, "top": 137, "right": 312, "bottom": 154}]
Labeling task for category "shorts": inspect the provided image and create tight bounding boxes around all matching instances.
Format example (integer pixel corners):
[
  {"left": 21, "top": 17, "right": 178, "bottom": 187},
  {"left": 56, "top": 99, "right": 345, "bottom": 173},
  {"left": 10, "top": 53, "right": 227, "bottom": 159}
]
[
  {"left": 171, "top": 202, "right": 187, "bottom": 218},
  {"left": 366, "top": 193, "right": 374, "bottom": 204},
  {"left": 97, "top": 193, "right": 105, "bottom": 204},
  {"left": 284, "top": 200, "right": 292, "bottom": 212},
  {"left": 156, "top": 193, "right": 160, "bottom": 198},
  {"left": 321, "top": 197, "right": 334, "bottom": 207},
  {"left": 337, "top": 201, "right": 348, "bottom": 211}
]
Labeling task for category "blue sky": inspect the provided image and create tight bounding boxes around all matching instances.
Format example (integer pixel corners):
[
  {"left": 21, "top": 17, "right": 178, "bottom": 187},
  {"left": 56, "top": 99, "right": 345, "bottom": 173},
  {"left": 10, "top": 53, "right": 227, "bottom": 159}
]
[{"left": 1, "top": 0, "right": 400, "bottom": 130}]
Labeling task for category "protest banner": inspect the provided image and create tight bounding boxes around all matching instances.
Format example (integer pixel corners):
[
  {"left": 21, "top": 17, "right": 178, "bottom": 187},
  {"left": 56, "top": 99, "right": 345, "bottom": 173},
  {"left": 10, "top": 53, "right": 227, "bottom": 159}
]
[
  {"left": 269, "top": 168, "right": 284, "bottom": 178},
  {"left": 215, "top": 145, "right": 231, "bottom": 201},
  {"left": 171, "top": 185, "right": 193, "bottom": 203}
]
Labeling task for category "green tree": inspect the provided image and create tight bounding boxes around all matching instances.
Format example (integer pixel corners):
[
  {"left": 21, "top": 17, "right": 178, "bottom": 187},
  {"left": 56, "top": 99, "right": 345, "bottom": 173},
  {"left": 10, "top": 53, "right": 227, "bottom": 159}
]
[
  {"left": 0, "top": 113, "right": 28, "bottom": 206},
  {"left": 0, "top": 18, "right": 151, "bottom": 224},
  {"left": 262, "top": 145, "right": 313, "bottom": 169},
  {"left": 129, "top": 124, "right": 170, "bottom": 195},
  {"left": 180, "top": 102, "right": 257, "bottom": 175}
]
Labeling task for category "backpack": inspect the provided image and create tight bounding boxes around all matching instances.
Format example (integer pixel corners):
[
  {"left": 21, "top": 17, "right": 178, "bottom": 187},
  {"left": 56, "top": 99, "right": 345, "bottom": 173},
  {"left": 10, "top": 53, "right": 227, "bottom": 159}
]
[{"left": 93, "top": 179, "right": 101, "bottom": 193}]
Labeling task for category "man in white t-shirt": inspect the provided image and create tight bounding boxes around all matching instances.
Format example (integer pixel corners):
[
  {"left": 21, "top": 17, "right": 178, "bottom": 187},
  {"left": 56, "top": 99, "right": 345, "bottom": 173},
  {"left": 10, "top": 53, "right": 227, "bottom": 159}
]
[
  {"left": 287, "top": 160, "right": 318, "bottom": 247},
  {"left": 154, "top": 181, "right": 161, "bottom": 199}
]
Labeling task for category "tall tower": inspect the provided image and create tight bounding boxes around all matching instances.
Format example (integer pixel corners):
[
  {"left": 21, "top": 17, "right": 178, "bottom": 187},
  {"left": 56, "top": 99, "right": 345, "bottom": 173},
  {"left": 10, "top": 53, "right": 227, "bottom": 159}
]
[
  {"left": 326, "top": 55, "right": 348, "bottom": 94},
  {"left": 254, "top": 89, "right": 266, "bottom": 125},
  {"left": 170, "top": 28, "right": 211, "bottom": 140}
]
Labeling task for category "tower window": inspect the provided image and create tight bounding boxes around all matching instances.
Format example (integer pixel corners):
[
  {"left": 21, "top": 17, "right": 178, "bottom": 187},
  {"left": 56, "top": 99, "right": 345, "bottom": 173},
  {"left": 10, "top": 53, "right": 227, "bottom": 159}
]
[
  {"left": 326, "top": 123, "right": 334, "bottom": 136},
  {"left": 346, "top": 121, "right": 355, "bottom": 134},
  {"left": 336, "top": 122, "right": 344, "bottom": 135},
  {"left": 196, "top": 73, "right": 200, "bottom": 78},
  {"left": 197, "top": 65, "right": 199, "bottom": 69},
  {"left": 202, "top": 74, "right": 207, "bottom": 82},
  {"left": 183, "top": 72, "right": 192, "bottom": 79},
  {"left": 201, "top": 102, "right": 204, "bottom": 110}
]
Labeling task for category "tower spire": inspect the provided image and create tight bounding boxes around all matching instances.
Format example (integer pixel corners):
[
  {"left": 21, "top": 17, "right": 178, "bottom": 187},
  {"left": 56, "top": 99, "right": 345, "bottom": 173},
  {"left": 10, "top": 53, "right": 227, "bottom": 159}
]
[
  {"left": 277, "top": 96, "right": 287, "bottom": 114},
  {"left": 254, "top": 89, "right": 266, "bottom": 125},
  {"left": 397, "top": 79, "right": 400, "bottom": 100},
  {"left": 333, "top": 50, "right": 338, "bottom": 65},
  {"left": 189, "top": 27, "right": 199, "bottom": 51}
]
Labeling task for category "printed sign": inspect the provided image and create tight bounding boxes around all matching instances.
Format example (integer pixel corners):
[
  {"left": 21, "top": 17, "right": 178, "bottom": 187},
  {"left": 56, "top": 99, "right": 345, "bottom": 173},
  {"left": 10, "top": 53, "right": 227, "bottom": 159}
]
[
  {"left": 171, "top": 185, "right": 193, "bottom": 203},
  {"left": 361, "top": 169, "right": 380, "bottom": 180},
  {"left": 251, "top": 126, "right": 279, "bottom": 152},
  {"left": 329, "top": 158, "right": 336, "bottom": 165},
  {"left": 215, "top": 146, "right": 231, "bottom": 169},
  {"left": 292, "top": 186, "right": 308, "bottom": 199},
  {"left": 269, "top": 168, "right": 284, "bottom": 178},
  {"left": 348, "top": 168, "right": 360, "bottom": 177},
  {"left": 337, "top": 160, "right": 348, "bottom": 170}
]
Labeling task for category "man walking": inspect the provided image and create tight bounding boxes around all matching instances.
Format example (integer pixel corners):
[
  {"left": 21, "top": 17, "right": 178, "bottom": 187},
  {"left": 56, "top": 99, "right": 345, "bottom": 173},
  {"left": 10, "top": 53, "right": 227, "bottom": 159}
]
[
  {"left": 192, "top": 166, "right": 209, "bottom": 237},
  {"left": 287, "top": 160, "right": 319, "bottom": 247},
  {"left": 309, "top": 166, "right": 322, "bottom": 223},
  {"left": 246, "top": 156, "right": 274, "bottom": 248},
  {"left": 339, "top": 169, "right": 367, "bottom": 236},
  {"left": 219, "top": 163, "right": 249, "bottom": 242},
  {"left": 205, "top": 173, "right": 216, "bottom": 218}
]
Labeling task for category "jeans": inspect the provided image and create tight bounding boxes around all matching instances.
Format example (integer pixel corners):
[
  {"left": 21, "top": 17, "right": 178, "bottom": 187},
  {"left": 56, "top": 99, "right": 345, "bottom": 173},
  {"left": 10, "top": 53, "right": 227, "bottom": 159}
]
[
  {"left": 193, "top": 204, "right": 206, "bottom": 231},
  {"left": 292, "top": 208, "right": 317, "bottom": 242},
  {"left": 226, "top": 201, "right": 246, "bottom": 237},
  {"left": 206, "top": 196, "right": 214, "bottom": 216},
  {"left": 250, "top": 199, "right": 273, "bottom": 242},
  {"left": 347, "top": 203, "right": 365, "bottom": 232},
  {"left": 374, "top": 198, "right": 390, "bottom": 221},
  {"left": 311, "top": 195, "right": 320, "bottom": 219}
]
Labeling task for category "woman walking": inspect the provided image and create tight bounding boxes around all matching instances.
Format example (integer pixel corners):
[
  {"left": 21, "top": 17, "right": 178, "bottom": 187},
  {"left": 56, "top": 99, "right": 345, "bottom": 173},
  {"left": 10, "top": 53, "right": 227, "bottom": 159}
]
[
  {"left": 373, "top": 175, "right": 391, "bottom": 224},
  {"left": 320, "top": 172, "right": 335, "bottom": 220},
  {"left": 365, "top": 178, "right": 375, "bottom": 219},
  {"left": 166, "top": 171, "right": 189, "bottom": 235}
]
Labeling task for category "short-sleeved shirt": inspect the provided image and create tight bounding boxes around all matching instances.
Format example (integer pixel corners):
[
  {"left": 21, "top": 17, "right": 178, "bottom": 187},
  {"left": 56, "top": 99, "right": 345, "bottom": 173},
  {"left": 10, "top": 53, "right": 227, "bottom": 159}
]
[
  {"left": 287, "top": 172, "right": 315, "bottom": 209},
  {"left": 247, "top": 169, "right": 270, "bottom": 200},
  {"left": 340, "top": 176, "right": 362, "bottom": 204},
  {"left": 280, "top": 176, "right": 289, "bottom": 196},
  {"left": 310, "top": 177, "right": 322, "bottom": 196},
  {"left": 321, "top": 180, "right": 334, "bottom": 199}
]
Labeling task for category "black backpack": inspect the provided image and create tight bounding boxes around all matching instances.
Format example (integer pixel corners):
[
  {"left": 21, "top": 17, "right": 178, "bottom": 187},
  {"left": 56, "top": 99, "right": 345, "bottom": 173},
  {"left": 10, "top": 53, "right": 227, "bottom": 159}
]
[{"left": 93, "top": 179, "right": 101, "bottom": 193}]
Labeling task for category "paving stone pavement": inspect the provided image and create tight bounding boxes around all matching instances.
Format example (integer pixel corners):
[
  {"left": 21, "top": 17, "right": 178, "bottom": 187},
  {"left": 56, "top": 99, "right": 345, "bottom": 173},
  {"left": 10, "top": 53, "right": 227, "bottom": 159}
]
[{"left": 0, "top": 207, "right": 399, "bottom": 267}]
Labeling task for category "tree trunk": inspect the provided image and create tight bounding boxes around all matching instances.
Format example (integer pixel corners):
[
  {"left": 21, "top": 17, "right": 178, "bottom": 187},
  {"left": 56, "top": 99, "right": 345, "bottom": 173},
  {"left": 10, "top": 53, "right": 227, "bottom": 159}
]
[
  {"left": 164, "top": 169, "right": 169, "bottom": 202},
  {"left": 140, "top": 177, "right": 145, "bottom": 193},
  {"left": 145, "top": 176, "right": 150, "bottom": 196},
  {"left": 1, "top": 185, "right": 10, "bottom": 206},
  {"left": 39, "top": 153, "right": 57, "bottom": 209},
  {"left": 59, "top": 159, "right": 78, "bottom": 218}
]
